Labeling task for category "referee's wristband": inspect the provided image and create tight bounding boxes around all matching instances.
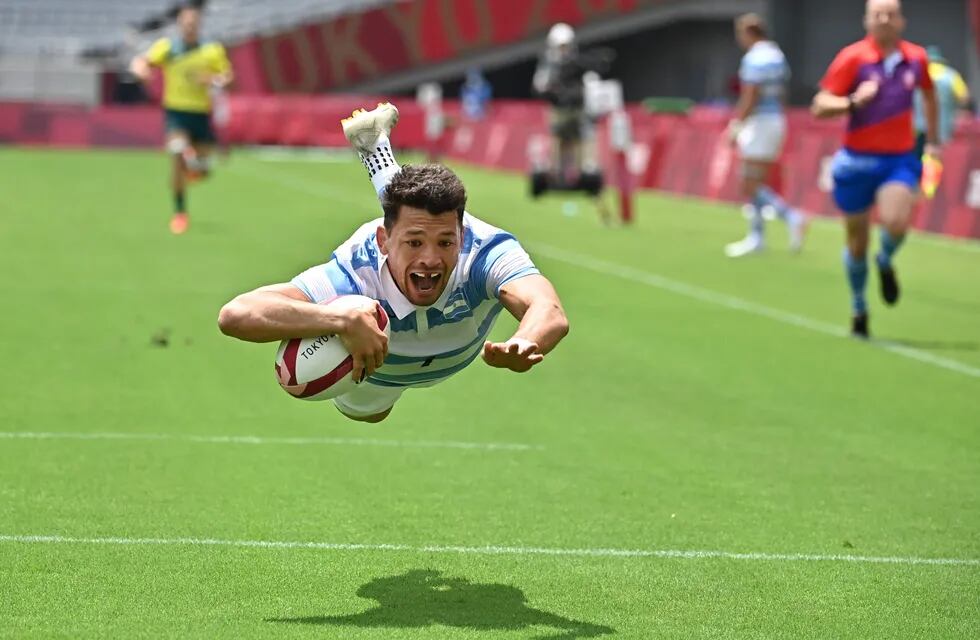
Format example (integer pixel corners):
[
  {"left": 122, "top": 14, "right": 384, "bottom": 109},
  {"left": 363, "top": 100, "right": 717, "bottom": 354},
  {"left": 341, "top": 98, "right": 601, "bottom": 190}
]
[{"left": 846, "top": 95, "right": 856, "bottom": 113}]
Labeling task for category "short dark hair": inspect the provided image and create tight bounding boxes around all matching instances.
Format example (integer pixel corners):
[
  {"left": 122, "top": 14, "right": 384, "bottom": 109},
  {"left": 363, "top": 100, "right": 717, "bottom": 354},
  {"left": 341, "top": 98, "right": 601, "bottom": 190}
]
[
  {"left": 381, "top": 164, "right": 467, "bottom": 230},
  {"left": 175, "top": 4, "right": 200, "bottom": 19},
  {"left": 736, "top": 13, "right": 767, "bottom": 39}
]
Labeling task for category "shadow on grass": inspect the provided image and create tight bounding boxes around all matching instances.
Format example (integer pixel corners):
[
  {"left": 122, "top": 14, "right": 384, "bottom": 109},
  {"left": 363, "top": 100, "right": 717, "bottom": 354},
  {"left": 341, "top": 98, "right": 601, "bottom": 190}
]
[{"left": 267, "top": 569, "right": 615, "bottom": 639}]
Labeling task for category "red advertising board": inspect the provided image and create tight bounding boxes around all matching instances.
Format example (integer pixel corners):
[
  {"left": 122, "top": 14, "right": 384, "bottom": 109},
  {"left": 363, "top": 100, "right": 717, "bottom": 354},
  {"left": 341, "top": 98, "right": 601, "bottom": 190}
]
[{"left": 2, "top": 98, "right": 977, "bottom": 239}]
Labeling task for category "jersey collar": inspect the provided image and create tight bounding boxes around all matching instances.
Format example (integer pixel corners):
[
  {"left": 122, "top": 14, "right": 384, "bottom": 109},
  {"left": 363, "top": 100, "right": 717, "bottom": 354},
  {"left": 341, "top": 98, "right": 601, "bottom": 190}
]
[
  {"left": 863, "top": 35, "right": 908, "bottom": 61},
  {"left": 379, "top": 258, "right": 415, "bottom": 319}
]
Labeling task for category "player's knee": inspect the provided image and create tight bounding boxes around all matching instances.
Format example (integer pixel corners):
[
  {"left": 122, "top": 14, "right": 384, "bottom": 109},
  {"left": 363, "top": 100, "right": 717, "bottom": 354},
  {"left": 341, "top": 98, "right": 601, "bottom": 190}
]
[
  {"left": 167, "top": 136, "right": 189, "bottom": 156},
  {"left": 847, "top": 241, "right": 868, "bottom": 259}
]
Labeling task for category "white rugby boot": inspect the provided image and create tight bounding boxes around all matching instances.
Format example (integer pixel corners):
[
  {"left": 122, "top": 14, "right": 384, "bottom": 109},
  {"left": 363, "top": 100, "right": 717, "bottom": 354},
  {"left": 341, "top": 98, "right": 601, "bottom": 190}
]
[
  {"left": 341, "top": 102, "right": 401, "bottom": 195},
  {"left": 724, "top": 234, "right": 766, "bottom": 258}
]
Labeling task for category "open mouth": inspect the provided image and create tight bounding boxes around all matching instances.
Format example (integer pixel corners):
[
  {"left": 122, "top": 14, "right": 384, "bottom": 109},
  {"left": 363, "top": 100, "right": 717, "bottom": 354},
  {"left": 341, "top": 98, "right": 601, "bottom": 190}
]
[{"left": 409, "top": 271, "right": 442, "bottom": 293}]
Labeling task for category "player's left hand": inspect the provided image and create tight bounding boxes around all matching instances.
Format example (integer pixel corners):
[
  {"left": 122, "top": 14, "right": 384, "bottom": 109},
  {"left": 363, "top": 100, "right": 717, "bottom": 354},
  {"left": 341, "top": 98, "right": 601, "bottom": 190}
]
[
  {"left": 482, "top": 338, "right": 543, "bottom": 373},
  {"left": 924, "top": 143, "right": 943, "bottom": 162}
]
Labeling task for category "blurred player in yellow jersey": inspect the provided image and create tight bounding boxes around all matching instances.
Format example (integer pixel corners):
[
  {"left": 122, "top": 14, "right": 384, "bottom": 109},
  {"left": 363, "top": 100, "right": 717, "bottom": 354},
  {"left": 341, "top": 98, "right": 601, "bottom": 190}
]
[
  {"left": 913, "top": 46, "right": 971, "bottom": 198},
  {"left": 130, "top": 5, "right": 233, "bottom": 234}
]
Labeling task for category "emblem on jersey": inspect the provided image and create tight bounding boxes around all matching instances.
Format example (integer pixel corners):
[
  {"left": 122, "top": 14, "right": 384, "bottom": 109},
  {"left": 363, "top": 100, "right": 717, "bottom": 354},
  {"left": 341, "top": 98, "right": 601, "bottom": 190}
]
[
  {"left": 442, "top": 295, "right": 471, "bottom": 320},
  {"left": 903, "top": 70, "right": 915, "bottom": 89}
]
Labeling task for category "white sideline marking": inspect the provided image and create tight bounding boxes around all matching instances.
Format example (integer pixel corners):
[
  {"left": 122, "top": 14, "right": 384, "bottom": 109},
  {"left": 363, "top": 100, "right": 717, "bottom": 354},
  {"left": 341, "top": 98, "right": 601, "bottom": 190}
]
[
  {"left": 231, "top": 162, "right": 980, "bottom": 380},
  {"left": 654, "top": 190, "right": 980, "bottom": 254},
  {"left": 0, "top": 431, "right": 539, "bottom": 452},
  {"left": 0, "top": 534, "right": 976, "bottom": 567},
  {"left": 530, "top": 243, "right": 980, "bottom": 380},
  {"left": 245, "top": 146, "right": 355, "bottom": 163},
  {"left": 229, "top": 162, "right": 369, "bottom": 208}
]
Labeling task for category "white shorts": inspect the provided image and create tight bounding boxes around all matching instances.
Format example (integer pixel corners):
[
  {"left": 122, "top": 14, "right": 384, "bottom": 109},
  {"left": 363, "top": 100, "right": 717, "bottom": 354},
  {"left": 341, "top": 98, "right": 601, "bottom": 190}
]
[
  {"left": 334, "top": 383, "right": 404, "bottom": 418},
  {"left": 737, "top": 113, "right": 786, "bottom": 162}
]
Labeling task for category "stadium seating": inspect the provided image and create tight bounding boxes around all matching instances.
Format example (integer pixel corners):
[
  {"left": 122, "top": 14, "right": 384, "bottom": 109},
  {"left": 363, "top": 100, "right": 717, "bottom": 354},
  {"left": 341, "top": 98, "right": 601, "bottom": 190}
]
[
  {"left": 205, "top": 0, "right": 395, "bottom": 44},
  {"left": 0, "top": 0, "right": 396, "bottom": 55},
  {"left": 0, "top": 0, "right": 165, "bottom": 54}
]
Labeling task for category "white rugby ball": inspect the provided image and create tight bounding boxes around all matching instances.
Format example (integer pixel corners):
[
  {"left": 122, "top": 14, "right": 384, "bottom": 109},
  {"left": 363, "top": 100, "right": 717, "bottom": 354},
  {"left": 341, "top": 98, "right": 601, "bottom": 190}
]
[{"left": 274, "top": 295, "right": 390, "bottom": 401}]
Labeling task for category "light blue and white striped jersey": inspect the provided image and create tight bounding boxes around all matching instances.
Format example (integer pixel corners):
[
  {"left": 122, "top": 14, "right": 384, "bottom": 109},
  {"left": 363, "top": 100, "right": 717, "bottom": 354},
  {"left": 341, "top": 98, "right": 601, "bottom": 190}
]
[
  {"left": 291, "top": 213, "right": 539, "bottom": 389},
  {"left": 739, "top": 40, "right": 790, "bottom": 116}
]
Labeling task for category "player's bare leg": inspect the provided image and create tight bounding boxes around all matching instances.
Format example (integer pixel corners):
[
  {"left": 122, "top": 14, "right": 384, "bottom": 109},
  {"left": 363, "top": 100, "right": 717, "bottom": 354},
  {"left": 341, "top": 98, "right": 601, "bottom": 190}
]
[
  {"left": 342, "top": 102, "right": 401, "bottom": 196},
  {"left": 727, "top": 159, "right": 807, "bottom": 257},
  {"left": 726, "top": 162, "right": 767, "bottom": 257},
  {"left": 843, "top": 212, "right": 871, "bottom": 338},
  {"left": 873, "top": 182, "right": 915, "bottom": 306},
  {"left": 166, "top": 132, "right": 191, "bottom": 234},
  {"left": 184, "top": 143, "right": 214, "bottom": 183}
]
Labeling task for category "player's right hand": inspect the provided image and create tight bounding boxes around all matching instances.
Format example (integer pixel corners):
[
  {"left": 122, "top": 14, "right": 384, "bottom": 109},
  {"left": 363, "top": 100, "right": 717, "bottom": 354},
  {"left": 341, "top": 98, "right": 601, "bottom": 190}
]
[
  {"left": 851, "top": 80, "right": 879, "bottom": 108},
  {"left": 340, "top": 304, "right": 389, "bottom": 383},
  {"left": 725, "top": 119, "right": 743, "bottom": 146}
]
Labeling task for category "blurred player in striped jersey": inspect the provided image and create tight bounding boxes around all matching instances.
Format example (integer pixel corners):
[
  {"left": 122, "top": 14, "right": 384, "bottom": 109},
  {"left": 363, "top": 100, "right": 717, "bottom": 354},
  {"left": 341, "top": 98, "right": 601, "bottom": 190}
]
[
  {"left": 219, "top": 103, "right": 569, "bottom": 423},
  {"left": 812, "top": 0, "right": 938, "bottom": 338},
  {"left": 130, "top": 4, "right": 232, "bottom": 234},
  {"left": 724, "top": 13, "right": 808, "bottom": 258}
]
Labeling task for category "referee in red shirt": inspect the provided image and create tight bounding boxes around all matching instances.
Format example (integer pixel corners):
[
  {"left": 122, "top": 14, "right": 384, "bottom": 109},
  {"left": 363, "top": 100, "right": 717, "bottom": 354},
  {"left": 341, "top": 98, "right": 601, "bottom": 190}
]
[{"left": 811, "top": 0, "right": 939, "bottom": 338}]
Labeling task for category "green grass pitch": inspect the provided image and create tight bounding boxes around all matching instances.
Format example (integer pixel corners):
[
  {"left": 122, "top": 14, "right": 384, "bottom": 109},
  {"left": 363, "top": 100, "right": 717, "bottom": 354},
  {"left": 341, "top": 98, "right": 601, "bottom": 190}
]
[{"left": 0, "top": 146, "right": 977, "bottom": 639}]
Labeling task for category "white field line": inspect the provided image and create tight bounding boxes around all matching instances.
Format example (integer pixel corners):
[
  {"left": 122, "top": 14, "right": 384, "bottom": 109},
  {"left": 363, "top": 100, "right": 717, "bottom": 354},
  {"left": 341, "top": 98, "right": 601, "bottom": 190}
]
[
  {"left": 228, "top": 162, "right": 370, "bottom": 208},
  {"left": 0, "top": 534, "right": 977, "bottom": 567},
  {"left": 230, "top": 162, "right": 980, "bottom": 380},
  {"left": 243, "top": 146, "right": 356, "bottom": 163},
  {"left": 0, "top": 431, "right": 540, "bottom": 452},
  {"left": 530, "top": 243, "right": 980, "bottom": 380},
  {"left": 653, "top": 189, "right": 980, "bottom": 254}
]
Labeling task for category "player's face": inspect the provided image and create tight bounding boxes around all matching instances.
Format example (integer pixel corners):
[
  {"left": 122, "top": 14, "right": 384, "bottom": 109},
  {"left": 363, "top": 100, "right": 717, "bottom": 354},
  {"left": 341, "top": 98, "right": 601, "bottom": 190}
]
[
  {"left": 864, "top": 0, "right": 905, "bottom": 45},
  {"left": 735, "top": 26, "right": 752, "bottom": 50},
  {"left": 178, "top": 9, "right": 201, "bottom": 42},
  {"left": 377, "top": 207, "right": 462, "bottom": 306}
]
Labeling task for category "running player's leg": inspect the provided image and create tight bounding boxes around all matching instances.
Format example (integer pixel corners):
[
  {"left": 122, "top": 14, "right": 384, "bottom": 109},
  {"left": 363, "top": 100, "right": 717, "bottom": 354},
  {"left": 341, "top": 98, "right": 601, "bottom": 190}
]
[
  {"left": 843, "top": 212, "right": 872, "bottom": 337},
  {"left": 185, "top": 142, "right": 214, "bottom": 181},
  {"left": 831, "top": 149, "right": 881, "bottom": 337},
  {"left": 872, "top": 154, "right": 920, "bottom": 306},
  {"left": 183, "top": 112, "right": 217, "bottom": 182},
  {"left": 725, "top": 159, "right": 768, "bottom": 257},
  {"left": 166, "top": 130, "right": 191, "bottom": 234},
  {"left": 333, "top": 383, "right": 404, "bottom": 423},
  {"left": 342, "top": 102, "right": 401, "bottom": 196},
  {"left": 752, "top": 175, "right": 807, "bottom": 251},
  {"left": 727, "top": 116, "right": 806, "bottom": 257}
]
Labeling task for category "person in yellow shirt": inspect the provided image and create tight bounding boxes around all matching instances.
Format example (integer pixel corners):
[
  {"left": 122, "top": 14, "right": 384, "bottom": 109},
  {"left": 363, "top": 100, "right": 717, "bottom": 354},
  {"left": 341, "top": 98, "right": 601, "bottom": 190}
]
[{"left": 130, "top": 4, "right": 233, "bottom": 234}]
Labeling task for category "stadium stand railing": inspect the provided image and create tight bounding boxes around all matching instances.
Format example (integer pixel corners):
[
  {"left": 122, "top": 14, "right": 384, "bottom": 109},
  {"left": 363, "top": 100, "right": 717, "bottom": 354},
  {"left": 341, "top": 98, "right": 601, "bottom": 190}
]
[{"left": 0, "top": 0, "right": 396, "bottom": 104}]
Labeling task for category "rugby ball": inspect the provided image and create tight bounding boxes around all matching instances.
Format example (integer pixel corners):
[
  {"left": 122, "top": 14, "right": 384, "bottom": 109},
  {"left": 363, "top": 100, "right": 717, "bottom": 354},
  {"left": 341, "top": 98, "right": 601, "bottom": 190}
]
[{"left": 274, "top": 295, "right": 390, "bottom": 401}]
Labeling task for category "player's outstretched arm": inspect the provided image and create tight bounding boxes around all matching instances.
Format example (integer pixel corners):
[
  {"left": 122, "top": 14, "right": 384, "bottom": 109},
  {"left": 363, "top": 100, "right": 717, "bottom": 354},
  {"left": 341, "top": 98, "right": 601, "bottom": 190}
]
[
  {"left": 219, "top": 284, "right": 344, "bottom": 341},
  {"left": 218, "top": 284, "right": 388, "bottom": 377},
  {"left": 483, "top": 275, "right": 569, "bottom": 373},
  {"left": 129, "top": 55, "right": 152, "bottom": 85}
]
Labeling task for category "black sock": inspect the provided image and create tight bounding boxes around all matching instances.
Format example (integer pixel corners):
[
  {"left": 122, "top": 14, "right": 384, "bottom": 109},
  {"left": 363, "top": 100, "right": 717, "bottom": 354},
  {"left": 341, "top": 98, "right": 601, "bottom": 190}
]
[{"left": 175, "top": 191, "right": 186, "bottom": 214}]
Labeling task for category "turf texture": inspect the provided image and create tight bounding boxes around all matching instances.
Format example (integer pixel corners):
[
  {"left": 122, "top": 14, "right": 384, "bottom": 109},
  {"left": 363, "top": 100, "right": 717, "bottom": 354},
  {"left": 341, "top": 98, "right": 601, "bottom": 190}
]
[{"left": 0, "top": 147, "right": 977, "bottom": 639}]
